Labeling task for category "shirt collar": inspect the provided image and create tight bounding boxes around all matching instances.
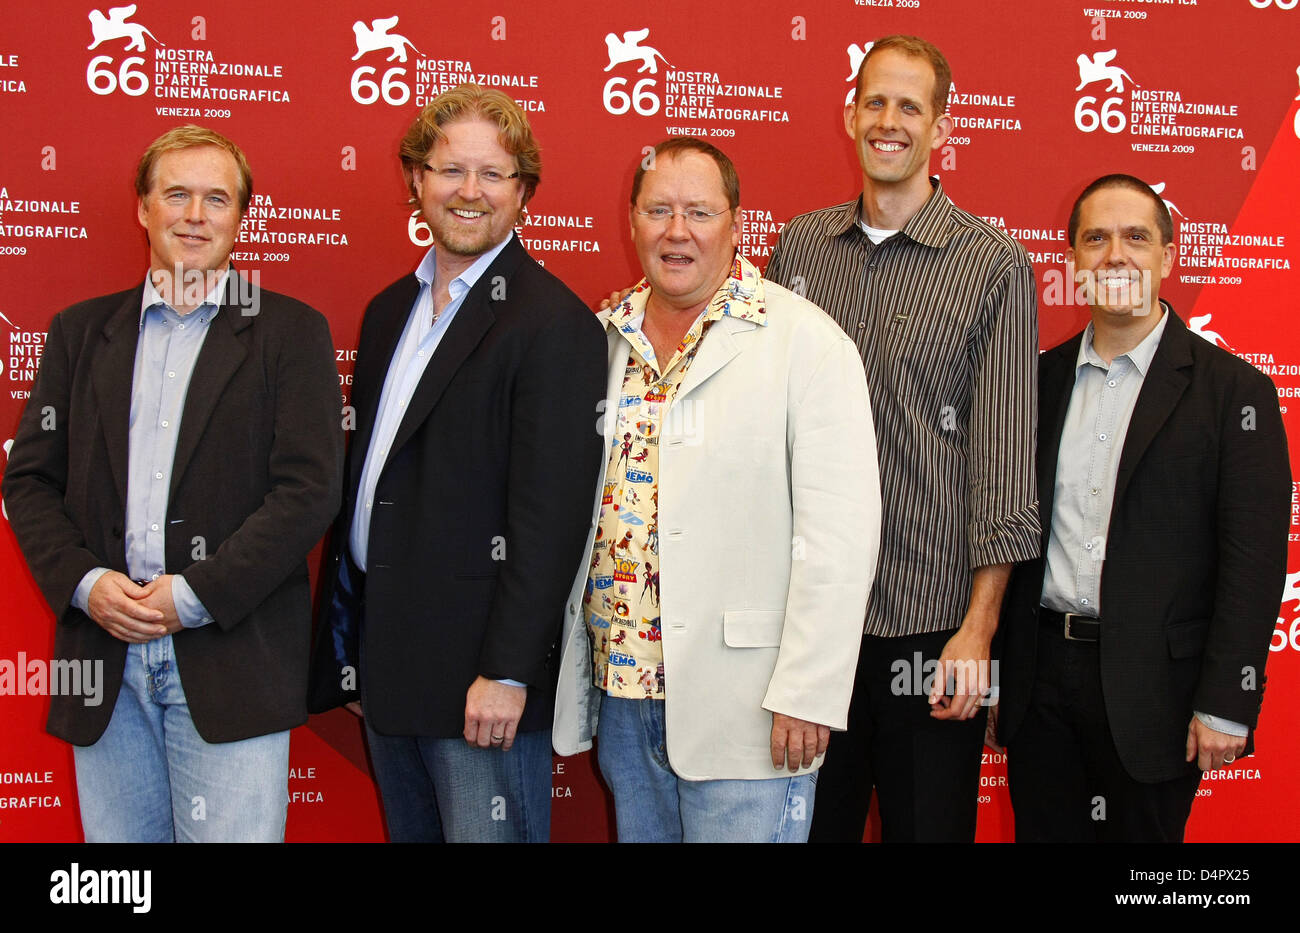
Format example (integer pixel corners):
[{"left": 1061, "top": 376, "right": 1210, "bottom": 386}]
[
  {"left": 824, "top": 177, "right": 954, "bottom": 249},
  {"left": 140, "top": 266, "right": 231, "bottom": 328},
  {"left": 415, "top": 230, "right": 513, "bottom": 300},
  {"left": 606, "top": 252, "right": 769, "bottom": 333},
  {"left": 1077, "top": 300, "right": 1171, "bottom": 377}
]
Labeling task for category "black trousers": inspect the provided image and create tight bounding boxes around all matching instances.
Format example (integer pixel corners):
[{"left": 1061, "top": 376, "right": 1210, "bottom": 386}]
[
  {"left": 809, "top": 629, "right": 987, "bottom": 843},
  {"left": 1006, "top": 617, "right": 1200, "bottom": 842}
]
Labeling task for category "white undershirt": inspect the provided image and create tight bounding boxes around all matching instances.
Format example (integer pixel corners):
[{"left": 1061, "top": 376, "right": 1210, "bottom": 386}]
[{"left": 858, "top": 220, "right": 899, "bottom": 245}]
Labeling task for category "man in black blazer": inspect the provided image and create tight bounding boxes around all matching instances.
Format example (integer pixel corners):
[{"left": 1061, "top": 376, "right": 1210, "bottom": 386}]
[
  {"left": 2, "top": 126, "right": 343, "bottom": 841},
  {"left": 310, "top": 85, "right": 605, "bottom": 842},
  {"left": 996, "top": 174, "right": 1290, "bottom": 841}
]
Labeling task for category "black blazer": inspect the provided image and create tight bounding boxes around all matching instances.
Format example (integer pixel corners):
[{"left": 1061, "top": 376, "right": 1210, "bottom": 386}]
[
  {"left": 309, "top": 235, "right": 606, "bottom": 738},
  {"left": 3, "top": 274, "right": 344, "bottom": 745},
  {"left": 998, "top": 307, "right": 1290, "bottom": 782}
]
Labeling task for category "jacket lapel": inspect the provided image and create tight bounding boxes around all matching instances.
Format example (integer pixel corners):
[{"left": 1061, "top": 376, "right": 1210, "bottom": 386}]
[
  {"left": 1037, "top": 334, "right": 1082, "bottom": 550},
  {"left": 675, "top": 315, "right": 753, "bottom": 401},
  {"left": 1113, "top": 308, "right": 1193, "bottom": 507},
  {"left": 347, "top": 276, "right": 420, "bottom": 483},
  {"left": 386, "top": 238, "right": 526, "bottom": 459},
  {"left": 598, "top": 311, "right": 628, "bottom": 447},
  {"left": 90, "top": 286, "right": 147, "bottom": 508},
  {"left": 169, "top": 273, "right": 252, "bottom": 499}
]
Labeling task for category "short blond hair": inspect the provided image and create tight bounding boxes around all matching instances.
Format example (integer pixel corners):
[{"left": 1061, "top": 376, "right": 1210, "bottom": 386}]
[
  {"left": 399, "top": 83, "right": 541, "bottom": 205},
  {"left": 135, "top": 125, "right": 253, "bottom": 213}
]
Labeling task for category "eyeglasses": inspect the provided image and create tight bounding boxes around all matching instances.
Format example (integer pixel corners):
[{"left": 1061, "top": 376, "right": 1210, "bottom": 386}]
[
  {"left": 635, "top": 207, "right": 732, "bottom": 225},
  {"left": 422, "top": 163, "right": 520, "bottom": 188}
]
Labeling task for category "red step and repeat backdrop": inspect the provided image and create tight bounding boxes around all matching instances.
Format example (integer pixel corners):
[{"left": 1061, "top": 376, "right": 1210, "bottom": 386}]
[{"left": 0, "top": 0, "right": 1298, "bottom": 843}]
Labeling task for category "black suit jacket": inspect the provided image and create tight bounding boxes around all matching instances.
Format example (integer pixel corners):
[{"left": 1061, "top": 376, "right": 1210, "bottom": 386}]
[
  {"left": 3, "top": 273, "right": 344, "bottom": 745},
  {"left": 998, "top": 307, "right": 1290, "bottom": 782},
  {"left": 309, "top": 234, "right": 606, "bottom": 738}
]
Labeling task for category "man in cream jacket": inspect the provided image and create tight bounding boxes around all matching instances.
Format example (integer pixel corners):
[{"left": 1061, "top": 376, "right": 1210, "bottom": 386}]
[{"left": 553, "top": 138, "right": 881, "bottom": 842}]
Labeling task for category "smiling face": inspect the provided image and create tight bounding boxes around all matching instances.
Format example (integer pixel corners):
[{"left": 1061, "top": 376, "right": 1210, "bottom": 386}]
[
  {"left": 412, "top": 117, "right": 525, "bottom": 260},
  {"left": 844, "top": 48, "right": 951, "bottom": 199},
  {"left": 137, "top": 144, "right": 242, "bottom": 279},
  {"left": 630, "top": 150, "right": 740, "bottom": 314},
  {"left": 1068, "top": 185, "right": 1174, "bottom": 319}
]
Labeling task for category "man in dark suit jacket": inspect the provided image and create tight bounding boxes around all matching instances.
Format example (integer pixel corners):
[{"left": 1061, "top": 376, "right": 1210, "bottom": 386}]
[
  {"left": 309, "top": 85, "right": 605, "bottom": 842},
  {"left": 2, "top": 126, "right": 343, "bottom": 841},
  {"left": 996, "top": 174, "right": 1290, "bottom": 841}
]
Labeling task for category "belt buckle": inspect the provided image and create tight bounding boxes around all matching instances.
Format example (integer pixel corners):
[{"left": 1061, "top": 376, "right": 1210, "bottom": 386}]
[{"left": 1062, "top": 612, "right": 1093, "bottom": 642}]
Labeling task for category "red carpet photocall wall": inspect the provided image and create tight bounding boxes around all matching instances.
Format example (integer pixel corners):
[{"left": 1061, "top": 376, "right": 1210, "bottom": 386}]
[{"left": 0, "top": 0, "right": 1297, "bottom": 843}]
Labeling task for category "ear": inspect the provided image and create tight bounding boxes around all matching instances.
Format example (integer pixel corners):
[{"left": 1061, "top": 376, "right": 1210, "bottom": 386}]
[
  {"left": 1160, "top": 240, "right": 1175, "bottom": 280},
  {"left": 843, "top": 100, "right": 856, "bottom": 139},
  {"left": 137, "top": 196, "right": 148, "bottom": 230},
  {"left": 930, "top": 113, "right": 953, "bottom": 151},
  {"left": 405, "top": 162, "right": 424, "bottom": 204}
]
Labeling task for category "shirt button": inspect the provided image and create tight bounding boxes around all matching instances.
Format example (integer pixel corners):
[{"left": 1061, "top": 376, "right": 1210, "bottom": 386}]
[
  {"left": 857, "top": 321, "right": 866, "bottom": 329},
  {"left": 1098, "top": 433, "right": 1107, "bottom": 441},
  {"left": 1091, "top": 487, "right": 1099, "bottom": 495},
  {"left": 155, "top": 472, "right": 163, "bottom": 480},
  {"left": 178, "top": 324, "right": 185, "bottom": 330},
  {"left": 161, "top": 420, "right": 169, "bottom": 428},
  {"left": 1107, "top": 380, "right": 1116, "bottom": 387},
  {"left": 168, "top": 371, "right": 176, "bottom": 379},
  {"left": 1084, "top": 542, "right": 1093, "bottom": 550},
  {"left": 151, "top": 523, "right": 159, "bottom": 531},
  {"left": 1081, "top": 598, "right": 1089, "bottom": 605},
  {"left": 366, "top": 501, "right": 373, "bottom": 510}
]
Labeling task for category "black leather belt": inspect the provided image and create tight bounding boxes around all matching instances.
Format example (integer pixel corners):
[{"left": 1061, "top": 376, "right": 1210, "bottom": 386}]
[{"left": 1040, "top": 607, "right": 1101, "bottom": 642}]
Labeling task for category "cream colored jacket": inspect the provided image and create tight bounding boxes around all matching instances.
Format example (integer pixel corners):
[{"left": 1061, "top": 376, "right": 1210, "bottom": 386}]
[{"left": 553, "top": 261, "right": 881, "bottom": 780}]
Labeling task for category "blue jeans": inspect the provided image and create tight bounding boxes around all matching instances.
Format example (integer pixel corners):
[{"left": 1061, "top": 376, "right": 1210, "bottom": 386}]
[
  {"left": 365, "top": 721, "right": 551, "bottom": 842},
  {"left": 596, "top": 695, "right": 816, "bottom": 842},
  {"left": 73, "top": 636, "right": 290, "bottom": 842}
]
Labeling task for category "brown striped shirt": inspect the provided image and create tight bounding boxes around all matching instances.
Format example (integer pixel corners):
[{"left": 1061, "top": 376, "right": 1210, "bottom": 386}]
[{"left": 765, "top": 181, "right": 1039, "bottom": 637}]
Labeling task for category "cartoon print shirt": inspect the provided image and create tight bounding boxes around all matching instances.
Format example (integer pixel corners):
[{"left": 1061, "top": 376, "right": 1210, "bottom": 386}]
[{"left": 585, "top": 254, "right": 768, "bottom": 700}]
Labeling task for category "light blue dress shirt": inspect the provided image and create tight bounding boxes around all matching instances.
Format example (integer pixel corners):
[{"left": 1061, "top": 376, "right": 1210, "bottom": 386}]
[
  {"left": 71, "top": 271, "right": 227, "bottom": 628},
  {"left": 1040, "top": 308, "right": 1244, "bottom": 737}
]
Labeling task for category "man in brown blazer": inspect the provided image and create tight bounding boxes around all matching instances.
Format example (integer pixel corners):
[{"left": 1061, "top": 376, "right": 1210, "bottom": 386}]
[{"left": 3, "top": 126, "right": 343, "bottom": 841}]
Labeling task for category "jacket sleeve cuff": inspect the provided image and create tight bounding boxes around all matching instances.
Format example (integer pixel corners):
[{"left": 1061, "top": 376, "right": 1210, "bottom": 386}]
[
  {"left": 1195, "top": 710, "right": 1248, "bottom": 738},
  {"left": 173, "top": 574, "right": 215, "bottom": 629},
  {"left": 71, "top": 567, "right": 111, "bottom": 614}
]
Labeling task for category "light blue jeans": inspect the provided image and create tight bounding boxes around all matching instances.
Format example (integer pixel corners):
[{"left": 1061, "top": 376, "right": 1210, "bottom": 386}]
[
  {"left": 597, "top": 695, "right": 816, "bottom": 842},
  {"left": 365, "top": 722, "right": 552, "bottom": 843},
  {"left": 73, "top": 636, "right": 289, "bottom": 843}
]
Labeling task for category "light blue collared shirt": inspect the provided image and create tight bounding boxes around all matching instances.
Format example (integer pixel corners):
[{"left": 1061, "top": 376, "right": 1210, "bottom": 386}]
[
  {"left": 1041, "top": 311, "right": 1168, "bottom": 618},
  {"left": 1041, "top": 307, "right": 1245, "bottom": 737},
  {"left": 348, "top": 233, "right": 512, "bottom": 571},
  {"left": 72, "top": 270, "right": 227, "bottom": 628}
]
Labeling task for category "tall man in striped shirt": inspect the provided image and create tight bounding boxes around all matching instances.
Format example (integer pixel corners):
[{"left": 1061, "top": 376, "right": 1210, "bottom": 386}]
[{"left": 765, "top": 34, "right": 1040, "bottom": 842}]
